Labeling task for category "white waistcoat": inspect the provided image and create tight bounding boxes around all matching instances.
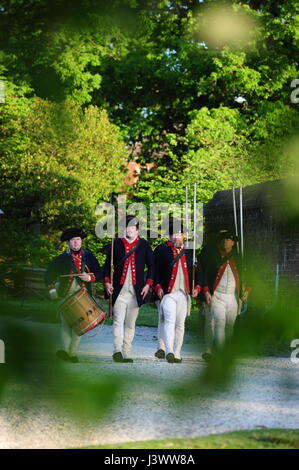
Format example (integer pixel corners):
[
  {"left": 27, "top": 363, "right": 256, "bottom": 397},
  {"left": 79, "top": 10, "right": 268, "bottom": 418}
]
[
  {"left": 120, "top": 263, "right": 135, "bottom": 295},
  {"left": 172, "top": 260, "right": 187, "bottom": 293},
  {"left": 215, "top": 262, "right": 236, "bottom": 294}
]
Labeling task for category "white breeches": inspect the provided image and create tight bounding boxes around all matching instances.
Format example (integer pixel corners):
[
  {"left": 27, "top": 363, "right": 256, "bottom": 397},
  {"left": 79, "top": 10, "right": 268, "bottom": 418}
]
[
  {"left": 113, "top": 290, "right": 139, "bottom": 358},
  {"left": 60, "top": 314, "right": 81, "bottom": 357},
  {"left": 160, "top": 290, "right": 188, "bottom": 359},
  {"left": 204, "top": 291, "right": 238, "bottom": 352},
  {"left": 155, "top": 300, "right": 166, "bottom": 351}
]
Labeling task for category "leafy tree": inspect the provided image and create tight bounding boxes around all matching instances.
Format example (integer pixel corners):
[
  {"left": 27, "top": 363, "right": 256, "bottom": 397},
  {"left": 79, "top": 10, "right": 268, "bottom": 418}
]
[
  {"left": 1, "top": 0, "right": 299, "bottom": 231},
  {"left": 0, "top": 0, "right": 135, "bottom": 103},
  {"left": 0, "top": 80, "right": 128, "bottom": 264},
  {"left": 119, "top": 1, "right": 299, "bottom": 205}
]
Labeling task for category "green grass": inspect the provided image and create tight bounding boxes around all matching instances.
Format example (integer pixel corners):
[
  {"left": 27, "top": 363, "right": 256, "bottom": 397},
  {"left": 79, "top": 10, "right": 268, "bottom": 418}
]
[
  {"left": 0, "top": 297, "right": 59, "bottom": 322},
  {"left": 0, "top": 296, "right": 203, "bottom": 334},
  {"left": 84, "top": 429, "right": 299, "bottom": 449},
  {"left": 0, "top": 297, "right": 290, "bottom": 354}
]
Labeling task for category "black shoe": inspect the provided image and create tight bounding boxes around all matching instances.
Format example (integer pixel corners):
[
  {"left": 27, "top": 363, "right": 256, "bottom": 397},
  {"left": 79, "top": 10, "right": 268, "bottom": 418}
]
[
  {"left": 155, "top": 349, "right": 165, "bottom": 359},
  {"left": 56, "top": 350, "right": 70, "bottom": 362},
  {"left": 113, "top": 352, "right": 133, "bottom": 363},
  {"left": 166, "top": 353, "right": 175, "bottom": 363},
  {"left": 113, "top": 352, "right": 124, "bottom": 362},
  {"left": 69, "top": 355, "right": 79, "bottom": 363},
  {"left": 174, "top": 357, "right": 182, "bottom": 364},
  {"left": 202, "top": 352, "right": 212, "bottom": 363}
]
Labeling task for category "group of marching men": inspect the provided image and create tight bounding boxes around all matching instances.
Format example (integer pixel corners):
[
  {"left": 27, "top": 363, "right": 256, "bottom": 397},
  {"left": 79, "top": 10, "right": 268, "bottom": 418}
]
[{"left": 45, "top": 215, "right": 250, "bottom": 364}]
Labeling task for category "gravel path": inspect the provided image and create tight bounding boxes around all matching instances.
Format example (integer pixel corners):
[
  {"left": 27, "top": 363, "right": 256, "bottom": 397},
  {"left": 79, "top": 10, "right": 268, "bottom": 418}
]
[{"left": 0, "top": 320, "right": 299, "bottom": 449}]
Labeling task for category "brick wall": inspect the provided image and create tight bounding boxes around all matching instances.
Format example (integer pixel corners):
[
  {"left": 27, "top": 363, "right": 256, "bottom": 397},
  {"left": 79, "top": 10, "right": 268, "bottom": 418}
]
[{"left": 203, "top": 179, "right": 299, "bottom": 300}]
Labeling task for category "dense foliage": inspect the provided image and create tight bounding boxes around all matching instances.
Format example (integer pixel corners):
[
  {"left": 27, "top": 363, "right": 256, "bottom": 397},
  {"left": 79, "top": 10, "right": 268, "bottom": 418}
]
[{"left": 0, "top": 0, "right": 299, "bottom": 264}]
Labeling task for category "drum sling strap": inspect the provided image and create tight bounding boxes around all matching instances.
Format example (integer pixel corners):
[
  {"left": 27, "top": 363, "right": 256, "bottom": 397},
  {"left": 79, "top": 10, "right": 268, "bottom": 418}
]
[{"left": 69, "top": 251, "right": 88, "bottom": 289}]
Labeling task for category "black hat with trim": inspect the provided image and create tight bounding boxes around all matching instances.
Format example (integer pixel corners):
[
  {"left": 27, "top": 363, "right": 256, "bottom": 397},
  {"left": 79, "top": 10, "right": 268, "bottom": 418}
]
[
  {"left": 216, "top": 231, "right": 238, "bottom": 243},
  {"left": 165, "top": 217, "right": 184, "bottom": 236},
  {"left": 125, "top": 215, "right": 139, "bottom": 228},
  {"left": 61, "top": 228, "right": 87, "bottom": 242}
]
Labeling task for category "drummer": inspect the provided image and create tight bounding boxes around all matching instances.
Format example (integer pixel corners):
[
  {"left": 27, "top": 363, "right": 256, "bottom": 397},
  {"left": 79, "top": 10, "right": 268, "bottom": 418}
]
[{"left": 45, "top": 228, "right": 102, "bottom": 363}]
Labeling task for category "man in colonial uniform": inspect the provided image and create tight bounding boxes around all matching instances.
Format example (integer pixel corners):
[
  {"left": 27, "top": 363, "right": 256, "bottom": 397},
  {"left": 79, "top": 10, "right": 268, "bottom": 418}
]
[
  {"left": 153, "top": 218, "right": 201, "bottom": 363},
  {"left": 45, "top": 228, "right": 102, "bottom": 363},
  {"left": 198, "top": 226, "right": 230, "bottom": 361},
  {"left": 202, "top": 231, "right": 250, "bottom": 361},
  {"left": 103, "top": 216, "right": 154, "bottom": 363}
]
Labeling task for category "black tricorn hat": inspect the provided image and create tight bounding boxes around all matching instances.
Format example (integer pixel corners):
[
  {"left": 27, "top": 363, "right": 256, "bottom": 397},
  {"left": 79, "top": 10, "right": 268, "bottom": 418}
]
[
  {"left": 125, "top": 215, "right": 139, "bottom": 228},
  {"left": 163, "top": 217, "right": 184, "bottom": 236},
  {"left": 61, "top": 227, "right": 87, "bottom": 242},
  {"left": 216, "top": 231, "right": 239, "bottom": 243}
]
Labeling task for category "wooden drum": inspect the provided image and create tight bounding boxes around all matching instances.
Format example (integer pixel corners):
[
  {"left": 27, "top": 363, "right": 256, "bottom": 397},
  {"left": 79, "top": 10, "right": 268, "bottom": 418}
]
[{"left": 58, "top": 288, "right": 107, "bottom": 336}]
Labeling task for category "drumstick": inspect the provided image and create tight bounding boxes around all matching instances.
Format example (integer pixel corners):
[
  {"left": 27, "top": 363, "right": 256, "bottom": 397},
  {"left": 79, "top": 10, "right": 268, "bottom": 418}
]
[{"left": 59, "top": 273, "right": 94, "bottom": 277}]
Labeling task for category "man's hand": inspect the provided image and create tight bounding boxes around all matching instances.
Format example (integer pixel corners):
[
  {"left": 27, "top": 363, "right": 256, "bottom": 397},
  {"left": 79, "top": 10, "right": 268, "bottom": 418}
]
[
  {"left": 78, "top": 273, "right": 92, "bottom": 282},
  {"left": 157, "top": 288, "right": 164, "bottom": 300},
  {"left": 49, "top": 289, "right": 58, "bottom": 300},
  {"left": 141, "top": 284, "right": 150, "bottom": 300},
  {"left": 192, "top": 288, "right": 199, "bottom": 298},
  {"left": 105, "top": 282, "right": 114, "bottom": 295},
  {"left": 241, "top": 291, "right": 249, "bottom": 302},
  {"left": 205, "top": 291, "right": 212, "bottom": 305}
]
